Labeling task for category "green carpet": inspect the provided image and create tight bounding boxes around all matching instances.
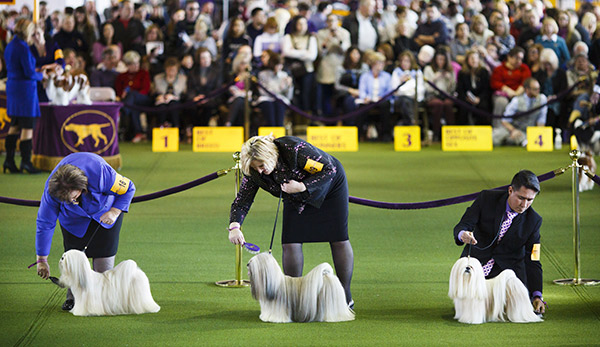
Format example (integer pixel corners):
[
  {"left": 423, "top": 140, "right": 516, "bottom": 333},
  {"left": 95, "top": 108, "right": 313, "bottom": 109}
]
[{"left": 1, "top": 142, "right": 599, "bottom": 346}]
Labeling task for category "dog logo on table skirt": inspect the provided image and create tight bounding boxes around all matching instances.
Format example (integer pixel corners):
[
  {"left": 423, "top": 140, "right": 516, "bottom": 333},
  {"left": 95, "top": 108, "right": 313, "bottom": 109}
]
[
  {"left": 448, "top": 257, "right": 542, "bottom": 324},
  {"left": 247, "top": 252, "right": 355, "bottom": 323},
  {"left": 56, "top": 250, "right": 160, "bottom": 316}
]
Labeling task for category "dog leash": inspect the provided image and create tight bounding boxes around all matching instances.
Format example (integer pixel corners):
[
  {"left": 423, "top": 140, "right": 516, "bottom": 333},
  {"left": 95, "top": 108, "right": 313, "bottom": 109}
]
[
  {"left": 268, "top": 190, "right": 283, "bottom": 254},
  {"left": 83, "top": 223, "right": 103, "bottom": 252}
]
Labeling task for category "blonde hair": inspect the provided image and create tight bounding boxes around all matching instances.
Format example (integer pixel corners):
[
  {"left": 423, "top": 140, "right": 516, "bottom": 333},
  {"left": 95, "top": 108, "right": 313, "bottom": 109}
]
[
  {"left": 240, "top": 134, "right": 279, "bottom": 176},
  {"left": 540, "top": 48, "right": 559, "bottom": 71},
  {"left": 14, "top": 18, "right": 34, "bottom": 42},
  {"left": 541, "top": 17, "right": 558, "bottom": 36},
  {"left": 123, "top": 50, "right": 141, "bottom": 64}
]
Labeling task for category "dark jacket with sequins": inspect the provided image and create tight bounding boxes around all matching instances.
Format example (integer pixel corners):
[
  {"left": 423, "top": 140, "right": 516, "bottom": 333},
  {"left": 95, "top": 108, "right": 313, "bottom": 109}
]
[{"left": 230, "top": 136, "right": 342, "bottom": 224}]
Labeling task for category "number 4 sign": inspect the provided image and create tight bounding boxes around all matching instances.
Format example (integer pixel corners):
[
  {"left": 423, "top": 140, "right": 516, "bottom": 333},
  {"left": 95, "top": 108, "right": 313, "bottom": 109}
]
[
  {"left": 394, "top": 126, "right": 421, "bottom": 151},
  {"left": 526, "top": 126, "right": 553, "bottom": 152},
  {"left": 152, "top": 127, "right": 179, "bottom": 152}
]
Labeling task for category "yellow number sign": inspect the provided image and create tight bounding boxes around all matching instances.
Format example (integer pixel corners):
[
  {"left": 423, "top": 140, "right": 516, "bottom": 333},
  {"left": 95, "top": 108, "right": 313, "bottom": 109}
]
[
  {"left": 442, "top": 126, "right": 493, "bottom": 151},
  {"left": 193, "top": 127, "right": 244, "bottom": 152},
  {"left": 152, "top": 127, "right": 179, "bottom": 152},
  {"left": 526, "top": 126, "right": 553, "bottom": 152},
  {"left": 258, "top": 127, "right": 286, "bottom": 138},
  {"left": 394, "top": 126, "right": 421, "bottom": 151}
]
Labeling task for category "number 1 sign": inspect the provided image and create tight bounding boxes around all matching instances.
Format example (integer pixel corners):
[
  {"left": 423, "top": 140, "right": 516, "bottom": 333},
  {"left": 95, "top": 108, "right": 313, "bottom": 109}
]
[{"left": 152, "top": 127, "right": 179, "bottom": 152}]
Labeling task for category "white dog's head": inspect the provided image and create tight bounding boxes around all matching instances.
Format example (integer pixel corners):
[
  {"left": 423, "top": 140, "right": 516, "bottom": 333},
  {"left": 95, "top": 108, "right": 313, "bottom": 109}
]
[
  {"left": 247, "top": 253, "right": 285, "bottom": 301},
  {"left": 448, "top": 257, "right": 487, "bottom": 300},
  {"left": 59, "top": 249, "right": 92, "bottom": 289}
]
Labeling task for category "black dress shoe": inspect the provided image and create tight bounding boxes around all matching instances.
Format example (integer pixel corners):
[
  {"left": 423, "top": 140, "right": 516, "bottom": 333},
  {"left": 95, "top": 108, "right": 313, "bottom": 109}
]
[
  {"left": 20, "top": 162, "right": 41, "bottom": 174},
  {"left": 62, "top": 299, "right": 74, "bottom": 311},
  {"left": 3, "top": 161, "right": 21, "bottom": 174}
]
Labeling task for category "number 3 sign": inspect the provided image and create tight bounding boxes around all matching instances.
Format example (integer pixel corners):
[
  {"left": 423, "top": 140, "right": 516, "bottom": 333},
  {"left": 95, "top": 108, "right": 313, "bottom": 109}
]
[{"left": 394, "top": 126, "right": 421, "bottom": 151}]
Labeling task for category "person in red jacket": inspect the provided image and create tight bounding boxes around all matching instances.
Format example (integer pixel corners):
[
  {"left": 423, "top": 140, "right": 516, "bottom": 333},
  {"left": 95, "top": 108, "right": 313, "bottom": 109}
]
[
  {"left": 490, "top": 47, "right": 531, "bottom": 119},
  {"left": 115, "top": 50, "right": 151, "bottom": 142}
]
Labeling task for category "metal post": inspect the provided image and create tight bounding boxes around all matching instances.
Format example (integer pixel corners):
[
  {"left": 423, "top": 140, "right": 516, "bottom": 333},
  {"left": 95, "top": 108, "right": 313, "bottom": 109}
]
[
  {"left": 216, "top": 152, "right": 250, "bottom": 287},
  {"left": 243, "top": 70, "right": 251, "bottom": 141},
  {"left": 554, "top": 150, "right": 599, "bottom": 286}
]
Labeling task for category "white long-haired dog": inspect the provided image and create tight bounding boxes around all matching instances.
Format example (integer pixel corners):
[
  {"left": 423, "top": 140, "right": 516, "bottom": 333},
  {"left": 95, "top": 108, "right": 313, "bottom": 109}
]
[
  {"left": 448, "top": 257, "right": 542, "bottom": 324},
  {"left": 57, "top": 250, "right": 160, "bottom": 316},
  {"left": 247, "top": 252, "right": 355, "bottom": 323}
]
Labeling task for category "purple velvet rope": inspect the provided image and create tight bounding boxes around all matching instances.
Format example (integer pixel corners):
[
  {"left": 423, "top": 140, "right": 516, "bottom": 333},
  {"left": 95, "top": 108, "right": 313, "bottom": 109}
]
[
  {"left": 425, "top": 80, "right": 582, "bottom": 120},
  {"left": 591, "top": 174, "right": 600, "bottom": 186},
  {"left": 349, "top": 171, "right": 556, "bottom": 209},
  {"left": 120, "top": 81, "right": 234, "bottom": 114},
  {"left": 0, "top": 171, "right": 223, "bottom": 207},
  {"left": 255, "top": 80, "right": 405, "bottom": 123},
  {"left": 0, "top": 170, "right": 558, "bottom": 209}
]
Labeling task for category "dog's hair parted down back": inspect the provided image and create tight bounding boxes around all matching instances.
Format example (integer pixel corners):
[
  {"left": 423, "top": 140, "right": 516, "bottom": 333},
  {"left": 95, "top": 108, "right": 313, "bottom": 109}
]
[
  {"left": 448, "top": 257, "right": 542, "bottom": 324},
  {"left": 247, "top": 252, "right": 355, "bottom": 323},
  {"left": 58, "top": 249, "right": 160, "bottom": 316}
]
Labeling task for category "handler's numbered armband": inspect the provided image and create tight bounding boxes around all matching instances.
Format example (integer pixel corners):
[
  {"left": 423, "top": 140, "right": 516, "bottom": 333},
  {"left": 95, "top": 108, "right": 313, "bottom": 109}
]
[
  {"left": 303, "top": 159, "right": 323, "bottom": 174},
  {"left": 531, "top": 243, "right": 541, "bottom": 261},
  {"left": 110, "top": 173, "right": 131, "bottom": 195}
]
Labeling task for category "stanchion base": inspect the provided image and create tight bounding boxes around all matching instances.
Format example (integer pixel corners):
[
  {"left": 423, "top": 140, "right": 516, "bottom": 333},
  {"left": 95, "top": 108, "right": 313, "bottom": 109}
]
[
  {"left": 553, "top": 278, "right": 600, "bottom": 286},
  {"left": 215, "top": 279, "right": 251, "bottom": 288}
]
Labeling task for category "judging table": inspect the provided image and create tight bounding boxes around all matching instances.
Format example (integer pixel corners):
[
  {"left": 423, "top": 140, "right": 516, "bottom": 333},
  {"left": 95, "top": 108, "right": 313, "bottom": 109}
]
[{"left": 32, "top": 102, "right": 123, "bottom": 171}]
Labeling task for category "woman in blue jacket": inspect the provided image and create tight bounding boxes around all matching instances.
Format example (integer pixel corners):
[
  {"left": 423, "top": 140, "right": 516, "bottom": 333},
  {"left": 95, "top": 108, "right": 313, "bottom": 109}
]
[
  {"left": 34, "top": 152, "right": 136, "bottom": 311},
  {"left": 3, "top": 19, "right": 43, "bottom": 174}
]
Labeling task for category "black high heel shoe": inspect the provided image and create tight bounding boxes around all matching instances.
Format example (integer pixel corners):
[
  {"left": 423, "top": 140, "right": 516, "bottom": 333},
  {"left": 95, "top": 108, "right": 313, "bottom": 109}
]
[
  {"left": 3, "top": 161, "right": 21, "bottom": 174},
  {"left": 20, "top": 162, "right": 41, "bottom": 174}
]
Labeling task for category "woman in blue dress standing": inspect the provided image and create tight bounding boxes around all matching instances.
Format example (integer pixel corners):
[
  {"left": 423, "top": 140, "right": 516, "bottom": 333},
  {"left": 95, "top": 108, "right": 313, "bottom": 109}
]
[{"left": 3, "top": 18, "right": 43, "bottom": 174}]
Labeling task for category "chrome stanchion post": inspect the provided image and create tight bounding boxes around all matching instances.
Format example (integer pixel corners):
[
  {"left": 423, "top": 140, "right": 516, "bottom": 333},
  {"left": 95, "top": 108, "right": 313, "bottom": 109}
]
[
  {"left": 554, "top": 150, "right": 600, "bottom": 286},
  {"left": 216, "top": 152, "right": 251, "bottom": 287}
]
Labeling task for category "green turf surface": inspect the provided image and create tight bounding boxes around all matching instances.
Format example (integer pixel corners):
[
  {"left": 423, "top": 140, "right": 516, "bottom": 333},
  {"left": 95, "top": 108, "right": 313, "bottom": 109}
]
[{"left": 1, "top": 142, "right": 599, "bottom": 346}]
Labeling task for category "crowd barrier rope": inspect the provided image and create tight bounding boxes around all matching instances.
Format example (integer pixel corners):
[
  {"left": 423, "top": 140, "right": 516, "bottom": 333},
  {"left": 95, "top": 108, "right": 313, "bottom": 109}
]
[
  {"left": 1, "top": 168, "right": 574, "bottom": 209},
  {"left": 119, "top": 81, "right": 235, "bottom": 114},
  {"left": 425, "top": 79, "right": 584, "bottom": 120},
  {"left": 255, "top": 78, "right": 407, "bottom": 123}
]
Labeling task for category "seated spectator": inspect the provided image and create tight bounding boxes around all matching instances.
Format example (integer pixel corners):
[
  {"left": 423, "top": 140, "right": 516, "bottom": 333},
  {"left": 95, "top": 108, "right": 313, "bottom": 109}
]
[
  {"left": 188, "top": 19, "right": 217, "bottom": 59},
  {"left": 470, "top": 14, "right": 494, "bottom": 47},
  {"left": 424, "top": 47, "right": 456, "bottom": 140},
  {"left": 534, "top": 48, "right": 568, "bottom": 131},
  {"left": 225, "top": 52, "right": 253, "bottom": 127},
  {"left": 152, "top": 57, "right": 187, "bottom": 129},
  {"left": 480, "top": 42, "right": 501, "bottom": 73},
  {"left": 112, "top": 0, "right": 145, "bottom": 56},
  {"left": 53, "top": 14, "right": 89, "bottom": 58},
  {"left": 456, "top": 49, "right": 491, "bottom": 125},
  {"left": 342, "top": 0, "right": 379, "bottom": 52},
  {"left": 74, "top": 5, "right": 97, "bottom": 54},
  {"left": 526, "top": 43, "right": 544, "bottom": 75},
  {"left": 489, "top": 18, "right": 515, "bottom": 61},
  {"left": 566, "top": 54, "right": 598, "bottom": 133},
  {"left": 451, "top": 22, "right": 474, "bottom": 66},
  {"left": 253, "top": 17, "right": 283, "bottom": 60},
  {"left": 357, "top": 52, "right": 393, "bottom": 142},
  {"left": 535, "top": 17, "right": 570, "bottom": 68},
  {"left": 493, "top": 77, "right": 547, "bottom": 146},
  {"left": 222, "top": 17, "right": 252, "bottom": 76},
  {"left": 394, "top": 18, "right": 418, "bottom": 58},
  {"left": 490, "top": 47, "right": 531, "bottom": 118},
  {"left": 377, "top": 43, "right": 395, "bottom": 74},
  {"left": 282, "top": 15, "right": 318, "bottom": 113},
  {"left": 115, "top": 50, "right": 152, "bottom": 143},
  {"left": 557, "top": 9, "right": 581, "bottom": 52},
  {"left": 391, "top": 50, "right": 425, "bottom": 125},
  {"left": 413, "top": 1, "right": 449, "bottom": 48},
  {"left": 185, "top": 47, "right": 222, "bottom": 135},
  {"left": 334, "top": 46, "right": 368, "bottom": 123},
  {"left": 90, "top": 47, "right": 120, "bottom": 88},
  {"left": 92, "top": 22, "right": 122, "bottom": 66},
  {"left": 246, "top": 7, "right": 266, "bottom": 43},
  {"left": 516, "top": 9, "right": 540, "bottom": 50},
  {"left": 143, "top": 24, "right": 166, "bottom": 78},
  {"left": 257, "top": 50, "right": 293, "bottom": 126}
]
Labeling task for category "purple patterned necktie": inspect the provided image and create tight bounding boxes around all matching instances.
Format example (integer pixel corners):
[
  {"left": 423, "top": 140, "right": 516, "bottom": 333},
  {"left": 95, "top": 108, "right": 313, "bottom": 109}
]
[{"left": 482, "top": 211, "right": 518, "bottom": 276}]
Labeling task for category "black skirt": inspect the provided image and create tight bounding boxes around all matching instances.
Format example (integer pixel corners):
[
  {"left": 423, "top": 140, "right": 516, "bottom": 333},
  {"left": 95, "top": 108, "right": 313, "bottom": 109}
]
[
  {"left": 61, "top": 214, "right": 123, "bottom": 258},
  {"left": 281, "top": 164, "right": 349, "bottom": 243}
]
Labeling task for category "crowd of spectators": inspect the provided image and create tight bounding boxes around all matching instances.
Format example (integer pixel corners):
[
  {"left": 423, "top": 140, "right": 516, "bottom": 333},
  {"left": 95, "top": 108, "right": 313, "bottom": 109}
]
[{"left": 1, "top": 0, "right": 600, "bottom": 148}]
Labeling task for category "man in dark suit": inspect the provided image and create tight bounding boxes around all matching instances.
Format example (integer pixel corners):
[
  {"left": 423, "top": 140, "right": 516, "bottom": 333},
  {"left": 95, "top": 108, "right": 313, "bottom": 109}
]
[
  {"left": 341, "top": 0, "right": 379, "bottom": 52},
  {"left": 453, "top": 170, "right": 546, "bottom": 314}
]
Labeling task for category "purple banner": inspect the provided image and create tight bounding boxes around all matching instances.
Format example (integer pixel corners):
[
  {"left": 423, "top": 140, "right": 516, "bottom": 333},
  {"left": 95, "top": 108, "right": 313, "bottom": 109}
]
[{"left": 32, "top": 102, "right": 122, "bottom": 171}]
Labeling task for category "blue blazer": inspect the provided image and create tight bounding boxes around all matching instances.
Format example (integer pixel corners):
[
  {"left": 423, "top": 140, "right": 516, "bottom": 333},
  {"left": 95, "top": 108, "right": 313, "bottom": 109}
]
[
  {"left": 4, "top": 37, "right": 43, "bottom": 118},
  {"left": 36, "top": 153, "right": 136, "bottom": 256}
]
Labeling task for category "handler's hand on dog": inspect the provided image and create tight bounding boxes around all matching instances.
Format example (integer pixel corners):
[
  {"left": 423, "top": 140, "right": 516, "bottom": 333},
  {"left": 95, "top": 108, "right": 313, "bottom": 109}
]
[
  {"left": 100, "top": 208, "right": 121, "bottom": 225},
  {"left": 37, "top": 261, "right": 50, "bottom": 280},
  {"left": 533, "top": 297, "right": 546, "bottom": 314},
  {"left": 281, "top": 180, "right": 306, "bottom": 194},
  {"left": 460, "top": 231, "right": 477, "bottom": 245}
]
